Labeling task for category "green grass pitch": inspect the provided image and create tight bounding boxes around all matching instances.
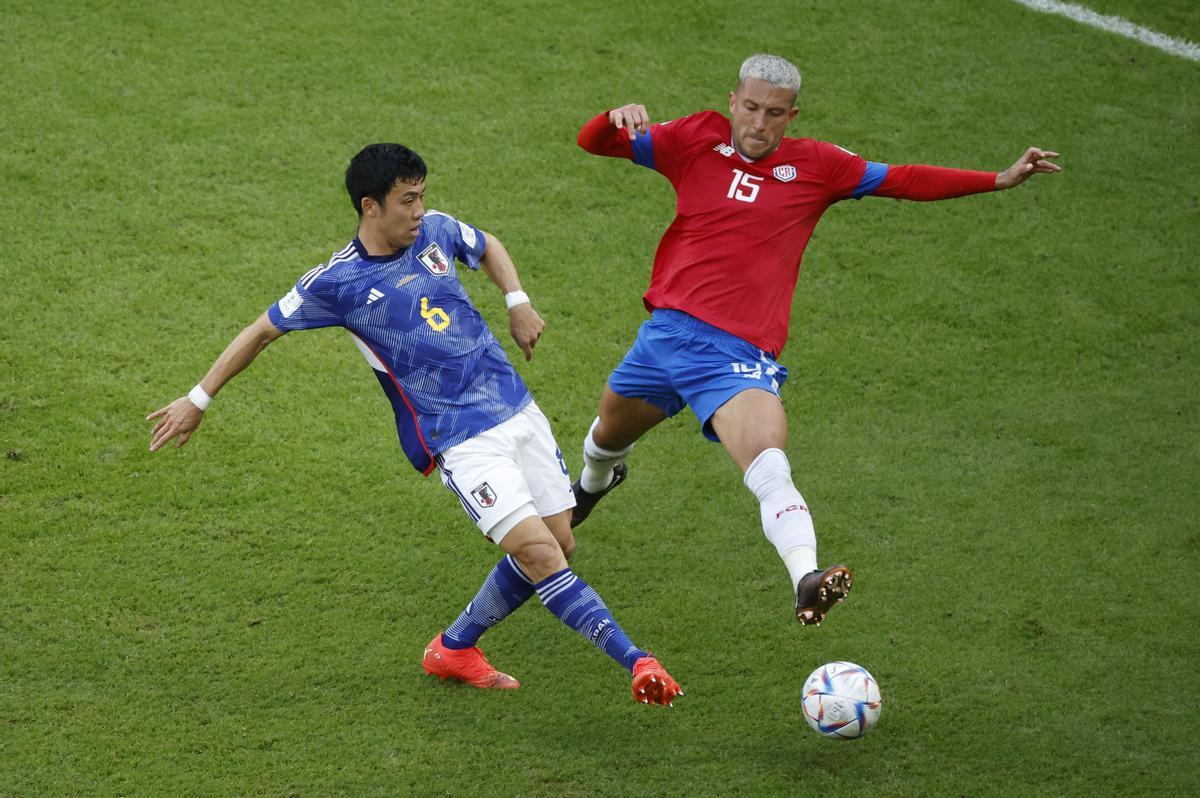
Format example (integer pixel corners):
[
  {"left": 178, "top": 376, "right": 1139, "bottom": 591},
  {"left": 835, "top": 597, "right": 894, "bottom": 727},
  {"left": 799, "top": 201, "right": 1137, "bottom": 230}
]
[{"left": 2, "top": 1, "right": 1198, "bottom": 795}]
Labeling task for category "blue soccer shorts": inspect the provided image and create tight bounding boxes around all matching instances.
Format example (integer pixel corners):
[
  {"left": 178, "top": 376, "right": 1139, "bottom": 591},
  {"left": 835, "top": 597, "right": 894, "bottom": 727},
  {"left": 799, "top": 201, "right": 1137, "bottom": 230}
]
[{"left": 607, "top": 309, "right": 789, "bottom": 442}]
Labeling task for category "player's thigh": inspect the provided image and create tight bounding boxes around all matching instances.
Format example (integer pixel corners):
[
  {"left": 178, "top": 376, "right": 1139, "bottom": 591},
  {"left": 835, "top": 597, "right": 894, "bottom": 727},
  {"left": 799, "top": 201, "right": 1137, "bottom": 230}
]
[
  {"left": 709, "top": 388, "right": 789, "bottom": 472},
  {"left": 516, "top": 403, "right": 576, "bottom": 518},
  {"left": 596, "top": 385, "right": 668, "bottom": 451},
  {"left": 602, "top": 320, "right": 686, "bottom": 445},
  {"left": 674, "top": 335, "right": 790, "bottom": 454},
  {"left": 436, "top": 421, "right": 541, "bottom": 544},
  {"left": 513, "top": 403, "right": 582, "bottom": 557}
]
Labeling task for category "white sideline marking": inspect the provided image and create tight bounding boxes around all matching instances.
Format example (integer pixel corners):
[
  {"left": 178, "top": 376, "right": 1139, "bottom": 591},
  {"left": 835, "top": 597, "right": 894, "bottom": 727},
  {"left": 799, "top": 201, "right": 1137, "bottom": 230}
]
[{"left": 1010, "top": 0, "right": 1200, "bottom": 62}]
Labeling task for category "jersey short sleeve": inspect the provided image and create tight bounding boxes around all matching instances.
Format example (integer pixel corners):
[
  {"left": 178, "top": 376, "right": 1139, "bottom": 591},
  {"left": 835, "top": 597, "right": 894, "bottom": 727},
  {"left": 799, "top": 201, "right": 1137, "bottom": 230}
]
[
  {"left": 424, "top": 211, "right": 487, "bottom": 271},
  {"left": 814, "top": 141, "right": 889, "bottom": 201},
  {"left": 267, "top": 264, "right": 344, "bottom": 332}
]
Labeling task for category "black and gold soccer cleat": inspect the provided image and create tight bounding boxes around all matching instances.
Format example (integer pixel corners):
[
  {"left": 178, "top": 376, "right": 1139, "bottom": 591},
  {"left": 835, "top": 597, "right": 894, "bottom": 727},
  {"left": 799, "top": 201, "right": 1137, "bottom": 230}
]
[
  {"left": 569, "top": 462, "right": 627, "bottom": 528},
  {"left": 795, "top": 565, "right": 853, "bottom": 626}
]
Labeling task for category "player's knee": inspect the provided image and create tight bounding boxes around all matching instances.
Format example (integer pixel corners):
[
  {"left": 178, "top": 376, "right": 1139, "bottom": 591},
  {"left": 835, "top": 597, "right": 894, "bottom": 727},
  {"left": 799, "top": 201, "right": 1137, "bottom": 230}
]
[{"left": 509, "top": 536, "right": 568, "bottom": 582}]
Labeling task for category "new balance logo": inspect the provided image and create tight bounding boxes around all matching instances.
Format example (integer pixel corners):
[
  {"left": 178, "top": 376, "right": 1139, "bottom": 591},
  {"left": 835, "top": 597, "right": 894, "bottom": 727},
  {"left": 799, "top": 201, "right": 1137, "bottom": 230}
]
[
  {"left": 367, "top": 288, "right": 385, "bottom": 305},
  {"left": 713, "top": 142, "right": 736, "bottom": 157}
]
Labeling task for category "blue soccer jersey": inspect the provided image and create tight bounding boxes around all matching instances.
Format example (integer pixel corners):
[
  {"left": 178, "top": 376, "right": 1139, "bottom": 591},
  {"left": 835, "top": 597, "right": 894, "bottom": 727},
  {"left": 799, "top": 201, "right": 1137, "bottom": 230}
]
[{"left": 266, "top": 211, "right": 532, "bottom": 475}]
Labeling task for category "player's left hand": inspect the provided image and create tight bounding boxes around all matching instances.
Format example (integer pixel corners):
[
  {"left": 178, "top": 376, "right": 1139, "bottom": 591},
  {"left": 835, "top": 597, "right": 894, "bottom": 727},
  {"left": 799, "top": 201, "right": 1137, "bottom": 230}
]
[
  {"left": 508, "top": 303, "right": 544, "bottom": 361},
  {"left": 995, "top": 147, "right": 1061, "bottom": 189}
]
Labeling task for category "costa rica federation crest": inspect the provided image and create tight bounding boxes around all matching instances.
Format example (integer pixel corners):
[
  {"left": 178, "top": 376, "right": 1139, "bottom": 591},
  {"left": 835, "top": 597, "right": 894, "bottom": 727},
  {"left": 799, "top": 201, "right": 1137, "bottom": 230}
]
[
  {"left": 417, "top": 243, "right": 451, "bottom": 275},
  {"left": 772, "top": 164, "right": 797, "bottom": 182}
]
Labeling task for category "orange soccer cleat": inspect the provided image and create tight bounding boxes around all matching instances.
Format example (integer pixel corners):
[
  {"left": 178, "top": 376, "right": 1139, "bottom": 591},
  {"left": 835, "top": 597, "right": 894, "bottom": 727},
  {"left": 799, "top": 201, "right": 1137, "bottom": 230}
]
[
  {"left": 631, "top": 655, "right": 683, "bottom": 706},
  {"left": 422, "top": 632, "right": 520, "bottom": 689}
]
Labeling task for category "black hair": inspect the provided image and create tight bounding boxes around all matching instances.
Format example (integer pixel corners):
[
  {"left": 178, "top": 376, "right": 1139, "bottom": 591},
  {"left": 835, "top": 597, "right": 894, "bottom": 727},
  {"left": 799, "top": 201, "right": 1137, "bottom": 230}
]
[{"left": 345, "top": 143, "right": 427, "bottom": 216}]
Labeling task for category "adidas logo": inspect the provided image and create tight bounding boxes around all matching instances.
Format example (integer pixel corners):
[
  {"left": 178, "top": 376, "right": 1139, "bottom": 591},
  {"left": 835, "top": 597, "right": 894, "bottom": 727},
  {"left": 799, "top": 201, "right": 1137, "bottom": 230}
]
[{"left": 367, "top": 288, "right": 385, "bottom": 305}]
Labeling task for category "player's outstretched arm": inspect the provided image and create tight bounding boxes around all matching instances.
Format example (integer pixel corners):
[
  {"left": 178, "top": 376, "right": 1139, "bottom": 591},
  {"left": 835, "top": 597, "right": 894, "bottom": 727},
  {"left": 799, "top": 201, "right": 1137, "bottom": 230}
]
[
  {"left": 995, "top": 147, "right": 1061, "bottom": 190},
  {"left": 871, "top": 146, "right": 1060, "bottom": 201},
  {"left": 577, "top": 104, "right": 653, "bottom": 157},
  {"left": 147, "top": 312, "right": 284, "bottom": 451},
  {"left": 479, "top": 231, "right": 544, "bottom": 362}
]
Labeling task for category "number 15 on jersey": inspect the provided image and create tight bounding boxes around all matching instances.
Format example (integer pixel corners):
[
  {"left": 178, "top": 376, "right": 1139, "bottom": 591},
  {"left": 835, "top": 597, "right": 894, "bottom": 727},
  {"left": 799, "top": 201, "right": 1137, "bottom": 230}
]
[{"left": 727, "top": 169, "right": 763, "bottom": 203}]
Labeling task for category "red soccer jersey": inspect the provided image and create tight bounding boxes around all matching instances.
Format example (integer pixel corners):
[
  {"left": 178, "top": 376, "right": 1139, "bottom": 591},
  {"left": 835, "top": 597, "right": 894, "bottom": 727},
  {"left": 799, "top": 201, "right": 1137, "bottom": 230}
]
[{"left": 578, "top": 109, "right": 996, "bottom": 354}]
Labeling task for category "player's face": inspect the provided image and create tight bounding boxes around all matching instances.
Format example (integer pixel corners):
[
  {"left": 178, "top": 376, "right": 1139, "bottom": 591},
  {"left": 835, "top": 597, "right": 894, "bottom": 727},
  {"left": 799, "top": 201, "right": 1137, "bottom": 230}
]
[
  {"left": 370, "top": 178, "right": 426, "bottom": 249},
  {"left": 728, "top": 78, "right": 799, "bottom": 160}
]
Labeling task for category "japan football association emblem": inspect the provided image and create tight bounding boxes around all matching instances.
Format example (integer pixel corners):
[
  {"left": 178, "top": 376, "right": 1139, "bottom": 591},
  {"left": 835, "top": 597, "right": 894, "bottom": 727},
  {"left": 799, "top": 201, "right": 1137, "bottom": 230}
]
[
  {"left": 772, "top": 165, "right": 797, "bottom": 182},
  {"left": 417, "top": 243, "right": 451, "bottom": 276},
  {"left": 471, "top": 482, "right": 498, "bottom": 508}
]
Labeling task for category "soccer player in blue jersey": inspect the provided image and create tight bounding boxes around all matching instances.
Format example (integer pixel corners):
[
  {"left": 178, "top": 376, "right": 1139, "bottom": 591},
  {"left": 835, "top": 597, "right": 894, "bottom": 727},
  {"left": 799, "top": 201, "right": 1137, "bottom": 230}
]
[{"left": 147, "top": 143, "right": 681, "bottom": 706}]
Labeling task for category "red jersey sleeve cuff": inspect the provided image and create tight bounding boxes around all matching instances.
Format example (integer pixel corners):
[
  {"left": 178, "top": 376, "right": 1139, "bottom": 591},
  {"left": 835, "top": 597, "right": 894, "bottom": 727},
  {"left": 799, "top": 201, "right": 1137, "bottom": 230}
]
[{"left": 577, "top": 111, "right": 633, "bottom": 158}]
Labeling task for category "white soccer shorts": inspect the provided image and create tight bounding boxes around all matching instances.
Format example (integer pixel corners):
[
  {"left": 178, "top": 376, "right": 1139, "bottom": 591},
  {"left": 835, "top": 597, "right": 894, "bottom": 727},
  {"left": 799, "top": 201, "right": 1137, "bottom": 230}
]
[{"left": 435, "top": 402, "right": 576, "bottom": 543}]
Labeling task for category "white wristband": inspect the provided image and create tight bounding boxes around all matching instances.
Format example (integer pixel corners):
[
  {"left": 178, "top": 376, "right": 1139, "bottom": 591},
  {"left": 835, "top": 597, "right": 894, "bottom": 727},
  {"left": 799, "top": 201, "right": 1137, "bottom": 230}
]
[
  {"left": 504, "top": 290, "right": 530, "bottom": 310},
  {"left": 187, "top": 384, "right": 212, "bottom": 412}
]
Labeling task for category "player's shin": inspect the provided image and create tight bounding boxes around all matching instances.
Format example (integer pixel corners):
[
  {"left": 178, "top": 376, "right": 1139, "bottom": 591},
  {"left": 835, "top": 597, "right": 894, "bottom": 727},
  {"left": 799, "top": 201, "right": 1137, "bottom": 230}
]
[
  {"left": 580, "top": 417, "right": 633, "bottom": 493},
  {"left": 534, "top": 567, "right": 646, "bottom": 671},
  {"left": 744, "top": 448, "right": 818, "bottom": 591},
  {"left": 441, "top": 504, "right": 540, "bottom": 652},
  {"left": 441, "top": 558, "right": 535, "bottom": 649}
]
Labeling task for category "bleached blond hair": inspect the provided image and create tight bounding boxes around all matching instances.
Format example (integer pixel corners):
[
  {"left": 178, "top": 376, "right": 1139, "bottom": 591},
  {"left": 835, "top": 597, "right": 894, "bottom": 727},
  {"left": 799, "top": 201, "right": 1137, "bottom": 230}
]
[{"left": 738, "top": 54, "right": 802, "bottom": 96}]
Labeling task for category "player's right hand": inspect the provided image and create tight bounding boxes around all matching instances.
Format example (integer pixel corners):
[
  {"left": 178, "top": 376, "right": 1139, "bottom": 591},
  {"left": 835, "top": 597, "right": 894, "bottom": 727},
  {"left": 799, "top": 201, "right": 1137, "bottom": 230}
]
[
  {"left": 147, "top": 396, "right": 206, "bottom": 451},
  {"left": 608, "top": 104, "right": 650, "bottom": 140}
]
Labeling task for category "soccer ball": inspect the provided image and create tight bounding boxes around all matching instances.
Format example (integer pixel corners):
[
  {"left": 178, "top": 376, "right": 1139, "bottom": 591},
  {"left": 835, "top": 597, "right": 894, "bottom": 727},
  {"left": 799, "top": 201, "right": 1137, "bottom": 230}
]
[{"left": 801, "top": 661, "right": 882, "bottom": 740}]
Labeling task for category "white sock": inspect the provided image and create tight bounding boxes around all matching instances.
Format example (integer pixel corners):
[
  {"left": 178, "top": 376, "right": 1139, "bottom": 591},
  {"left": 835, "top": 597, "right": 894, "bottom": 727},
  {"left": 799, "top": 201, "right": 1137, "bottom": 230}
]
[
  {"left": 580, "top": 417, "right": 633, "bottom": 493},
  {"left": 743, "top": 448, "right": 818, "bottom": 592}
]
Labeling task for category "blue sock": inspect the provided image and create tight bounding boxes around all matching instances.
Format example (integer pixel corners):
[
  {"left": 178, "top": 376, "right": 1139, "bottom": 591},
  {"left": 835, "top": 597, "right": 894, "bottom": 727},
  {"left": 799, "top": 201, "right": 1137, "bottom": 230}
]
[
  {"left": 534, "top": 567, "right": 647, "bottom": 672},
  {"left": 442, "top": 555, "right": 535, "bottom": 650}
]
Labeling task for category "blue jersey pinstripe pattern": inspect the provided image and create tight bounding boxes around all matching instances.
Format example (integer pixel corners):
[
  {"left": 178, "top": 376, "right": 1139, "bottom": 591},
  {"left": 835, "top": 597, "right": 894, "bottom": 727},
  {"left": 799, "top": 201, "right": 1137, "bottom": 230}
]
[{"left": 267, "top": 211, "right": 531, "bottom": 474}]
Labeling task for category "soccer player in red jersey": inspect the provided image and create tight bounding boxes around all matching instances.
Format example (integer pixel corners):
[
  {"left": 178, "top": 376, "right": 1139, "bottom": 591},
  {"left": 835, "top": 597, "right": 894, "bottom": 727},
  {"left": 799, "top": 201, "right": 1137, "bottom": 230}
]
[{"left": 570, "top": 54, "right": 1061, "bottom": 625}]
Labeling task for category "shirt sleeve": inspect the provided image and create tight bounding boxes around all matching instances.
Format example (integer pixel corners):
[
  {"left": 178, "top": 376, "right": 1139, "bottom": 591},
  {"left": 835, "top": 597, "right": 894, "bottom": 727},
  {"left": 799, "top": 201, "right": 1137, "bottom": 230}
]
[
  {"left": 871, "top": 164, "right": 998, "bottom": 201},
  {"left": 577, "top": 109, "right": 691, "bottom": 183},
  {"left": 814, "top": 140, "right": 875, "bottom": 201},
  {"left": 267, "top": 264, "right": 343, "bottom": 332},
  {"left": 577, "top": 111, "right": 633, "bottom": 158},
  {"left": 435, "top": 212, "right": 487, "bottom": 271}
]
